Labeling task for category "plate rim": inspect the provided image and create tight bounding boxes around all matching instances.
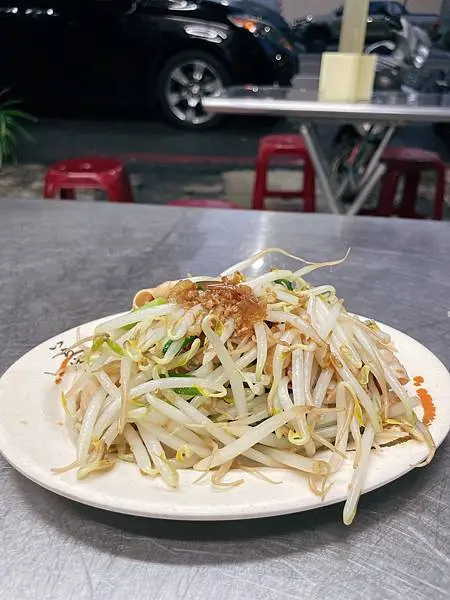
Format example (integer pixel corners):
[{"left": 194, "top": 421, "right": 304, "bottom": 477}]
[{"left": 0, "top": 314, "right": 449, "bottom": 521}]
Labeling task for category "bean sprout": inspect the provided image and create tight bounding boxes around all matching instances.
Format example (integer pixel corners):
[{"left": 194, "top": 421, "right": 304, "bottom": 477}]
[{"left": 57, "top": 248, "right": 435, "bottom": 524}]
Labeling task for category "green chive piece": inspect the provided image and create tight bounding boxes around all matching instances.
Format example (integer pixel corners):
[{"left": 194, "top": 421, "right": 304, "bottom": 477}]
[{"left": 274, "top": 279, "right": 294, "bottom": 291}]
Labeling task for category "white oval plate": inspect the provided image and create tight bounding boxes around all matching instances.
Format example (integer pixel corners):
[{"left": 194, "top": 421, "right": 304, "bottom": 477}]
[{"left": 0, "top": 316, "right": 449, "bottom": 521}]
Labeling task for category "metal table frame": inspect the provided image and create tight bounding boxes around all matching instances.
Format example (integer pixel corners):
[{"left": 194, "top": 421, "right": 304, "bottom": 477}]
[
  {"left": 204, "top": 89, "right": 450, "bottom": 215},
  {"left": 299, "top": 121, "right": 396, "bottom": 215}
]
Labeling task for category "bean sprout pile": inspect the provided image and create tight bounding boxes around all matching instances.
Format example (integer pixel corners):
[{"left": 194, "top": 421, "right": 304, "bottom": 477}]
[{"left": 56, "top": 248, "right": 435, "bottom": 524}]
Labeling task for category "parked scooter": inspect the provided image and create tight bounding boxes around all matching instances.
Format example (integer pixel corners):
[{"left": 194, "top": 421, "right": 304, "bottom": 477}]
[{"left": 330, "top": 14, "right": 433, "bottom": 202}]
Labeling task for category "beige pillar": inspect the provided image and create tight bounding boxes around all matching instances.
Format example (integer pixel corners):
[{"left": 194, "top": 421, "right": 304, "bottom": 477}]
[
  {"left": 319, "top": 0, "right": 376, "bottom": 102},
  {"left": 339, "top": 0, "right": 370, "bottom": 53}
]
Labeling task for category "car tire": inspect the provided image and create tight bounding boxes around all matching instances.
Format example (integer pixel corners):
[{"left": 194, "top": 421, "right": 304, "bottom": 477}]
[{"left": 158, "top": 51, "right": 231, "bottom": 130}]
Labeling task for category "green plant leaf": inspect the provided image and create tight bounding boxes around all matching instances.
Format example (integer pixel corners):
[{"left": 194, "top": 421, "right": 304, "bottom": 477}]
[
  {"left": 3, "top": 130, "right": 18, "bottom": 146},
  {"left": 0, "top": 89, "right": 35, "bottom": 167},
  {"left": 1, "top": 136, "right": 17, "bottom": 161},
  {"left": 4, "top": 108, "right": 36, "bottom": 121},
  {"left": 8, "top": 121, "right": 34, "bottom": 142},
  {"left": 0, "top": 100, "right": 23, "bottom": 110}
]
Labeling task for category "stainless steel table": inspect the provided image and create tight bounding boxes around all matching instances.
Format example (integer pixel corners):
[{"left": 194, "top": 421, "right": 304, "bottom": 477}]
[
  {"left": 0, "top": 199, "right": 449, "bottom": 600},
  {"left": 204, "top": 86, "right": 450, "bottom": 216}
]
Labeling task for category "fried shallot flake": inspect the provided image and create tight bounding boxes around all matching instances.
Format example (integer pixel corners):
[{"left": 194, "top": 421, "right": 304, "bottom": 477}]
[{"left": 168, "top": 276, "right": 266, "bottom": 334}]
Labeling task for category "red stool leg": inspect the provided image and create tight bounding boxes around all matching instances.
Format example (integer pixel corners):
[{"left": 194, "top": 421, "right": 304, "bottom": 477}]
[
  {"left": 377, "top": 169, "right": 401, "bottom": 216},
  {"left": 104, "top": 185, "right": 121, "bottom": 203},
  {"left": 302, "top": 156, "right": 316, "bottom": 213},
  {"left": 252, "top": 139, "right": 317, "bottom": 212},
  {"left": 44, "top": 172, "right": 60, "bottom": 199},
  {"left": 104, "top": 171, "right": 134, "bottom": 203},
  {"left": 252, "top": 153, "right": 269, "bottom": 210},
  {"left": 398, "top": 171, "right": 420, "bottom": 218},
  {"left": 118, "top": 172, "right": 134, "bottom": 203},
  {"left": 433, "top": 164, "right": 445, "bottom": 221}
]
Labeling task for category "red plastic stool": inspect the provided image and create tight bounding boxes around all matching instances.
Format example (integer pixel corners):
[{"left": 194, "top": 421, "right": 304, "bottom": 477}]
[
  {"left": 253, "top": 135, "right": 316, "bottom": 212},
  {"left": 375, "top": 148, "right": 445, "bottom": 220},
  {"left": 44, "top": 157, "right": 134, "bottom": 203},
  {"left": 168, "top": 199, "right": 241, "bottom": 209}
]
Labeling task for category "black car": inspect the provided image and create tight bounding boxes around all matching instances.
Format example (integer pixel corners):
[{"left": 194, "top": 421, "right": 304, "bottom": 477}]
[{"left": 0, "top": 0, "right": 298, "bottom": 129}]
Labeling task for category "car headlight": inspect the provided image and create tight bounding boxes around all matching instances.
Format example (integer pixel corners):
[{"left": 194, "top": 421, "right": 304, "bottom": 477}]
[
  {"left": 413, "top": 44, "right": 430, "bottom": 69},
  {"left": 228, "top": 15, "right": 294, "bottom": 52}
]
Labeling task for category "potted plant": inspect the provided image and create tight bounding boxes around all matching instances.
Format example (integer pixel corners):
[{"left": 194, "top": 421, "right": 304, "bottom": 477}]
[{"left": 0, "top": 89, "right": 36, "bottom": 168}]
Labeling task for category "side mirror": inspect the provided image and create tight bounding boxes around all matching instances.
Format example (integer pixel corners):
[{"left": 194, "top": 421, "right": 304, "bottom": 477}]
[{"left": 335, "top": 8, "right": 343, "bottom": 17}]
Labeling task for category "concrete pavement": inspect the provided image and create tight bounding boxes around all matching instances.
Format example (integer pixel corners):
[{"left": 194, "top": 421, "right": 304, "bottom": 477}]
[
  {"left": 17, "top": 106, "right": 450, "bottom": 167},
  {"left": 10, "top": 115, "right": 450, "bottom": 218}
]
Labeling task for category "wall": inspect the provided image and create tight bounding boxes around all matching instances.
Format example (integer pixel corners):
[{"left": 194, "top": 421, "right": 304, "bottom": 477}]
[{"left": 282, "top": 0, "right": 443, "bottom": 22}]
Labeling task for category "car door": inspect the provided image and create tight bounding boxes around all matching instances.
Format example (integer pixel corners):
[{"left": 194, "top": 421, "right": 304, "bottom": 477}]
[
  {"left": 61, "top": 0, "right": 127, "bottom": 104},
  {"left": 0, "top": 0, "right": 20, "bottom": 91},
  {"left": 0, "top": 1, "right": 80, "bottom": 105},
  {"left": 61, "top": 0, "right": 164, "bottom": 106},
  {"left": 0, "top": 1, "right": 20, "bottom": 91},
  {"left": 0, "top": 1, "right": 43, "bottom": 98},
  {"left": 0, "top": 0, "right": 161, "bottom": 109}
]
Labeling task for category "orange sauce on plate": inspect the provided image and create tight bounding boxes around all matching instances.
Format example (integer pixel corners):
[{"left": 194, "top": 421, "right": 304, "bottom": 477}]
[
  {"left": 417, "top": 387, "right": 436, "bottom": 427},
  {"left": 381, "top": 375, "right": 436, "bottom": 448}
]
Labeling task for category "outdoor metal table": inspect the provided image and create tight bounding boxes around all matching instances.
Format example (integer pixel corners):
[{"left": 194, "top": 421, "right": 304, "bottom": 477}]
[
  {"left": 0, "top": 199, "right": 449, "bottom": 600},
  {"left": 203, "top": 85, "right": 450, "bottom": 215}
]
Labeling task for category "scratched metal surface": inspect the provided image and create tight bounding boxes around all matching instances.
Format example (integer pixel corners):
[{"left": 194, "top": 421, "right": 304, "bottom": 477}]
[{"left": 0, "top": 199, "right": 448, "bottom": 600}]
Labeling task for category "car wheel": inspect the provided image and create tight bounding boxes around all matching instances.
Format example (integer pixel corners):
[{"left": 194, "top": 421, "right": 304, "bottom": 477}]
[{"left": 158, "top": 51, "right": 230, "bottom": 130}]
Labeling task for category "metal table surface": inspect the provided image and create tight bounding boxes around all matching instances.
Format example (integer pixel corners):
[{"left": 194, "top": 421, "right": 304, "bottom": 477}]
[
  {"left": 203, "top": 86, "right": 450, "bottom": 123},
  {"left": 0, "top": 199, "right": 449, "bottom": 600}
]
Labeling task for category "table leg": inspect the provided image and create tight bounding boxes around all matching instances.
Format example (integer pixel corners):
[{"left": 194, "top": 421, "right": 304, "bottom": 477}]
[
  {"left": 346, "top": 124, "right": 396, "bottom": 216},
  {"left": 357, "top": 125, "right": 396, "bottom": 192},
  {"left": 346, "top": 163, "right": 387, "bottom": 216},
  {"left": 300, "top": 123, "right": 344, "bottom": 215}
]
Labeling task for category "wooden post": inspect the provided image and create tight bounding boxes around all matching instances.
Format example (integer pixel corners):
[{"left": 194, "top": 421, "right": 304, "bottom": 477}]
[
  {"left": 318, "top": 0, "right": 376, "bottom": 102},
  {"left": 339, "top": 0, "right": 371, "bottom": 54}
]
